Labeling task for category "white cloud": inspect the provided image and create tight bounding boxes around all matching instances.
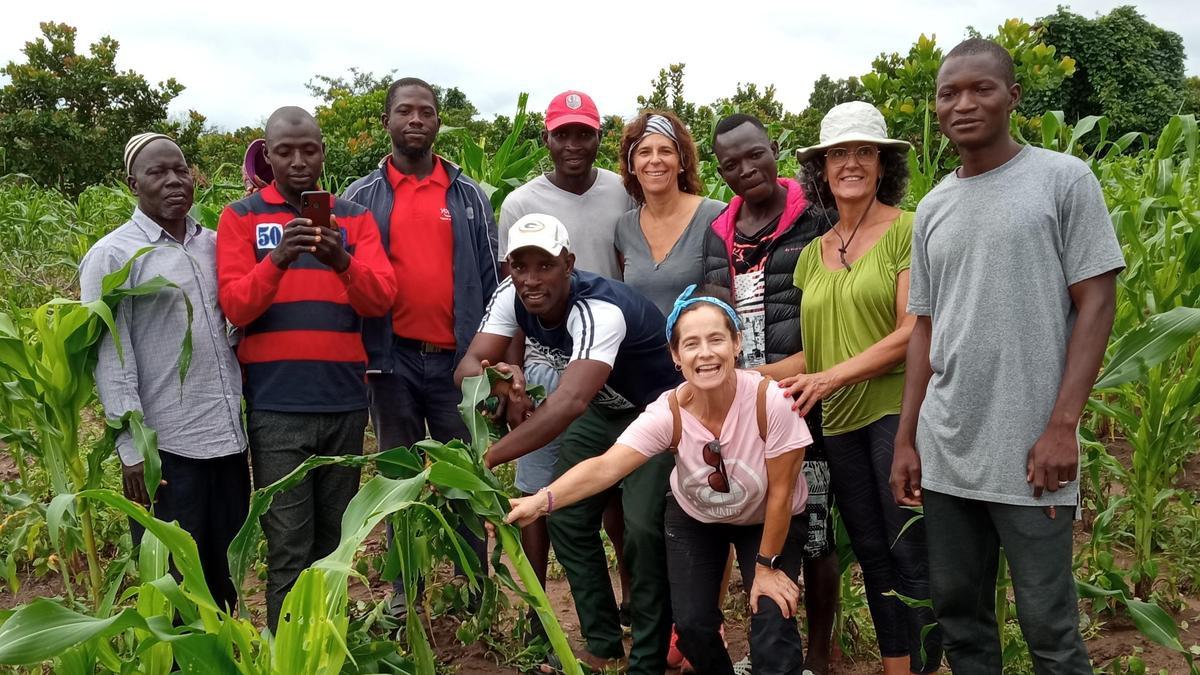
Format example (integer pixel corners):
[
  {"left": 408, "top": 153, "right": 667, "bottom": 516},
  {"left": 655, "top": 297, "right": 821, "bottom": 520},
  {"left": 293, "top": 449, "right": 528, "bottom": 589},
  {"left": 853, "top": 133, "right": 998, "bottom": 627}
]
[{"left": 1, "top": 0, "right": 1195, "bottom": 130}]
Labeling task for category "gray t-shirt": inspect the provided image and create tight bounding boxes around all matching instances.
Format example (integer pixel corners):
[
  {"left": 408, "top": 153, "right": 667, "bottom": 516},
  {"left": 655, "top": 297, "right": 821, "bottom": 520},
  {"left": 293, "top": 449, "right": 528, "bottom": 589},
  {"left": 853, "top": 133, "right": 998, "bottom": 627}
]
[
  {"left": 614, "top": 198, "right": 726, "bottom": 315},
  {"left": 498, "top": 169, "right": 633, "bottom": 279},
  {"left": 908, "top": 146, "right": 1125, "bottom": 506}
]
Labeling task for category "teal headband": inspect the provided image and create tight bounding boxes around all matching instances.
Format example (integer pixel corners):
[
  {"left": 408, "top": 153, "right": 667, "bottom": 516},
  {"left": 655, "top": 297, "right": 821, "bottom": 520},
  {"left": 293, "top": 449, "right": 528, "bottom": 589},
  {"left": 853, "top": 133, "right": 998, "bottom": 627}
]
[{"left": 664, "top": 284, "right": 742, "bottom": 343}]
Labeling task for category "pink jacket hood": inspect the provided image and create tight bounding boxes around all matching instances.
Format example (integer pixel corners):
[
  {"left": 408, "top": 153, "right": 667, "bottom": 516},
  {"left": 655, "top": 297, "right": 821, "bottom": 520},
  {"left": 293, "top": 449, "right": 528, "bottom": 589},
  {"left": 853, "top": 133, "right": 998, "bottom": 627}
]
[{"left": 709, "top": 178, "right": 809, "bottom": 257}]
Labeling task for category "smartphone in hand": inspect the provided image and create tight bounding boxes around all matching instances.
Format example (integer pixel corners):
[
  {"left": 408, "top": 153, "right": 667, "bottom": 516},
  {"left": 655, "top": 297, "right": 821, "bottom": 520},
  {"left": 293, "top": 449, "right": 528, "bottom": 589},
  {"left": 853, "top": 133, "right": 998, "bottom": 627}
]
[{"left": 300, "top": 190, "right": 332, "bottom": 230}]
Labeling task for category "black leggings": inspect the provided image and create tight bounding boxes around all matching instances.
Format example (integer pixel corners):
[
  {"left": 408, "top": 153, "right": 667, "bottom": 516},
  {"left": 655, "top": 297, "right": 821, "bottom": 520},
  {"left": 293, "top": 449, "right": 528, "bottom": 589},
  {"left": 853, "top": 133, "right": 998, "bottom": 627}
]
[
  {"left": 825, "top": 414, "right": 942, "bottom": 673},
  {"left": 664, "top": 497, "right": 809, "bottom": 675}
]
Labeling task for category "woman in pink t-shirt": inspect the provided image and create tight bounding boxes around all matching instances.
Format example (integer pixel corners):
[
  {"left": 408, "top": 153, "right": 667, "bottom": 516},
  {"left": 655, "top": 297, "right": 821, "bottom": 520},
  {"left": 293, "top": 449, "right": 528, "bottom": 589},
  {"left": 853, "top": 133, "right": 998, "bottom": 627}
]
[{"left": 507, "top": 285, "right": 813, "bottom": 675}]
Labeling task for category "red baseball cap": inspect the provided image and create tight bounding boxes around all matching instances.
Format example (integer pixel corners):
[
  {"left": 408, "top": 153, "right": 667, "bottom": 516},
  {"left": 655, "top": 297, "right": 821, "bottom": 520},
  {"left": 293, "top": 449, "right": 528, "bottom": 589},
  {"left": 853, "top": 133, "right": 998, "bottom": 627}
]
[{"left": 545, "top": 90, "right": 600, "bottom": 131}]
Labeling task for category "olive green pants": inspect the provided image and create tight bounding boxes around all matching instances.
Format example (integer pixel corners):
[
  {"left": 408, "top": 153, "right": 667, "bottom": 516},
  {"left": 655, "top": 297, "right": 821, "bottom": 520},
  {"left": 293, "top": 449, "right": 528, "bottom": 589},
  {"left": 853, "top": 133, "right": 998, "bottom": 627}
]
[{"left": 547, "top": 404, "right": 674, "bottom": 674}]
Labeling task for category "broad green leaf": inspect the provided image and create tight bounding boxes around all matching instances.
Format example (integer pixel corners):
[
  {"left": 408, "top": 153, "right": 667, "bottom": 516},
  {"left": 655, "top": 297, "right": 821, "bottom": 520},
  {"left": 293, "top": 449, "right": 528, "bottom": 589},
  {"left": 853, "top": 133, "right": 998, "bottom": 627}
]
[
  {"left": 375, "top": 445, "right": 424, "bottom": 478},
  {"left": 226, "top": 453, "right": 371, "bottom": 612},
  {"left": 76, "top": 490, "right": 219, "bottom": 616},
  {"left": 882, "top": 589, "right": 933, "bottom": 609},
  {"left": 1095, "top": 307, "right": 1200, "bottom": 389},
  {"left": 1126, "top": 597, "right": 1186, "bottom": 652},
  {"left": 0, "top": 599, "right": 147, "bottom": 665},
  {"left": 458, "top": 372, "right": 493, "bottom": 459},
  {"left": 46, "top": 492, "right": 75, "bottom": 550},
  {"left": 429, "top": 460, "right": 499, "bottom": 494},
  {"left": 125, "top": 412, "right": 163, "bottom": 503},
  {"left": 170, "top": 634, "right": 240, "bottom": 675}
]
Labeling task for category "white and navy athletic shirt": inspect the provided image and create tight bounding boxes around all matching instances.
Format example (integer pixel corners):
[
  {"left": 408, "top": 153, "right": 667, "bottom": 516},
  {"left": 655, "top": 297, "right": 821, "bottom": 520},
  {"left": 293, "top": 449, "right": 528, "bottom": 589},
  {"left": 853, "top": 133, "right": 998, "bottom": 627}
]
[{"left": 479, "top": 271, "right": 680, "bottom": 410}]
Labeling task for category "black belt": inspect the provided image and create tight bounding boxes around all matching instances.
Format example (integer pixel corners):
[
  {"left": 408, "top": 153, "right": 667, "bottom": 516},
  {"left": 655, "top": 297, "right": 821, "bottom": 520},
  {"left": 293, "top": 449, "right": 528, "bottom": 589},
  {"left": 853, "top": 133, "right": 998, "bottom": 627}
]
[{"left": 394, "top": 336, "right": 453, "bottom": 354}]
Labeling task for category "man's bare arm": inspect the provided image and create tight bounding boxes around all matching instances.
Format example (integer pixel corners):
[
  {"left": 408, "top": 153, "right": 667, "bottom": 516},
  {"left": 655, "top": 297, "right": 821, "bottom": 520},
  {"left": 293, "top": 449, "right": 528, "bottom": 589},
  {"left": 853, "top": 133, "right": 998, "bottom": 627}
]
[{"left": 485, "top": 359, "right": 611, "bottom": 468}]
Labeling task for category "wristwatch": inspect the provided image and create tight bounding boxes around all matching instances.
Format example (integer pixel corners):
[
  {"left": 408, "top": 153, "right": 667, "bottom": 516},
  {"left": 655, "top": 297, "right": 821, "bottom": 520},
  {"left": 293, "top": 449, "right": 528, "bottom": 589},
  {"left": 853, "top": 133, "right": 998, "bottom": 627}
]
[{"left": 755, "top": 553, "right": 782, "bottom": 570}]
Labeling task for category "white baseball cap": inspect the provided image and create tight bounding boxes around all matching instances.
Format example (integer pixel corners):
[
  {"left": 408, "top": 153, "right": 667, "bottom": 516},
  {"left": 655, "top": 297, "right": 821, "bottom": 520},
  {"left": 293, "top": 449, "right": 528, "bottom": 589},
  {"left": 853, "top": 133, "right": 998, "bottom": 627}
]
[
  {"left": 795, "top": 101, "right": 910, "bottom": 162},
  {"left": 505, "top": 213, "right": 571, "bottom": 258}
]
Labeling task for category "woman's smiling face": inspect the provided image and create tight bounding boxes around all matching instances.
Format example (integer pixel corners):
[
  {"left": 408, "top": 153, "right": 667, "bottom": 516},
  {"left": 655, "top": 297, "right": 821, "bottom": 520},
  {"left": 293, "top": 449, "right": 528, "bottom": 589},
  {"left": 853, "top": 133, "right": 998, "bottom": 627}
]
[
  {"left": 671, "top": 304, "right": 740, "bottom": 391},
  {"left": 633, "top": 134, "right": 681, "bottom": 197}
]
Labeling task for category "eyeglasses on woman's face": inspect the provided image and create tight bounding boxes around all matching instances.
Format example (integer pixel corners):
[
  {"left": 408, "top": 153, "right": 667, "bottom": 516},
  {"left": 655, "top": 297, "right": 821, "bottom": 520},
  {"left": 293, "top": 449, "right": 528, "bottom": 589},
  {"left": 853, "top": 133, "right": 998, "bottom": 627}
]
[{"left": 825, "top": 145, "right": 879, "bottom": 166}]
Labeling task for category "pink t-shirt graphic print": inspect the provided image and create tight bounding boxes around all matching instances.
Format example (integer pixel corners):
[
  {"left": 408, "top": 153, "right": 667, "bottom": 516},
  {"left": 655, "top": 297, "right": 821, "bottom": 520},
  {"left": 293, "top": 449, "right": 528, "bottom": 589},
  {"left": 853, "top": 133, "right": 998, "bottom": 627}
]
[{"left": 617, "top": 370, "right": 811, "bottom": 525}]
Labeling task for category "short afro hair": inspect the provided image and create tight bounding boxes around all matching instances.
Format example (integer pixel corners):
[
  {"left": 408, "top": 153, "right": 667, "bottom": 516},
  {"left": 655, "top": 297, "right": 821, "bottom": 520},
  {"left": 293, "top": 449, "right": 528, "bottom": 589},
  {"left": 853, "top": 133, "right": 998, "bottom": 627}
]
[
  {"left": 943, "top": 38, "right": 1016, "bottom": 86},
  {"left": 710, "top": 114, "right": 768, "bottom": 153},
  {"left": 798, "top": 145, "right": 910, "bottom": 209},
  {"left": 385, "top": 77, "right": 439, "bottom": 115}
]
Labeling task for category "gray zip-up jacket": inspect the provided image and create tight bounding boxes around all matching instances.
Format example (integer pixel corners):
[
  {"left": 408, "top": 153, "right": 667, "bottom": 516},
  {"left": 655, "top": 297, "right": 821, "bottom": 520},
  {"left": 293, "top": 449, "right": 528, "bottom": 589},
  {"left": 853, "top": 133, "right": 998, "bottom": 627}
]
[{"left": 342, "top": 156, "right": 498, "bottom": 370}]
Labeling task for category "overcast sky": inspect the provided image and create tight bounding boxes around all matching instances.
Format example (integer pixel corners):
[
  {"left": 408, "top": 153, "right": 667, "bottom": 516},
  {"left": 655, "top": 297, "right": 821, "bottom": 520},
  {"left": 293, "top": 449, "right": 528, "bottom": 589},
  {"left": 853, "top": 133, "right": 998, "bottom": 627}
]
[{"left": 2, "top": 1, "right": 1194, "bottom": 131}]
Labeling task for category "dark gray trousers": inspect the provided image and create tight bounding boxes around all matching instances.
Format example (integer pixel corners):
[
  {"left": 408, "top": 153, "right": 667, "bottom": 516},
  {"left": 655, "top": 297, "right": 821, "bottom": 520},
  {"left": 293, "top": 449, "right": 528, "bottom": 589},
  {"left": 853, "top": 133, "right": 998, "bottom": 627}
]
[
  {"left": 248, "top": 409, "right": 368, "bottom": 631},
  {"left": 924, "top": 490, "right": 1091, "bottom": 675}
]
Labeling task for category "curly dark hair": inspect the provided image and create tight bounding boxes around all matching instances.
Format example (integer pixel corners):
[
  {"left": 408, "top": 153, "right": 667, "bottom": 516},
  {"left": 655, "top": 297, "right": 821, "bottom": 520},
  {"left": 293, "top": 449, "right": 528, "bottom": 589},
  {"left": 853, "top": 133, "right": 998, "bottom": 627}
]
[
  {"left": 798, "top": 146, "right": 910, "bottom": 209},
  {"left": 618, "top": 110, "right": 702, "bottom": 204}
]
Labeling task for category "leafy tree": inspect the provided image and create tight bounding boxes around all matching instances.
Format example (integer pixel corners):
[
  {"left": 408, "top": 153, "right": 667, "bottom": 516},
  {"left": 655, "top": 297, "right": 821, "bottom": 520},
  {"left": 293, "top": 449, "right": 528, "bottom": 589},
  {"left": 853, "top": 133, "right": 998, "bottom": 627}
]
[
  {"left": 306, "top": 67, "right": 395, "bottom": 103},
  {"left": 313, "top": 86, "right": 390, "bottom": 185},
  {"left": 858, "top": 20, "right": 1075, "bottom": 173},
  {"left": 0, "top": 22, "right": 186, "bottom": 195},
  {"left": 1033, "top": 6, "right": 1186, "bottom": 136},
  {"left": 1184, "top": 76, "right": 1200, "bottom": 117},
  {"left": 636, "top": 63, "right": 713, "bottom": 134},
  {"left": 192, "top": 124, "right": 264, "bottom": 185},
  {"left": 712, "top": 82, "right": 787, "bottom": 125},
  {"left": 794, "top": 75, "right": 867, "bottom": 146}
]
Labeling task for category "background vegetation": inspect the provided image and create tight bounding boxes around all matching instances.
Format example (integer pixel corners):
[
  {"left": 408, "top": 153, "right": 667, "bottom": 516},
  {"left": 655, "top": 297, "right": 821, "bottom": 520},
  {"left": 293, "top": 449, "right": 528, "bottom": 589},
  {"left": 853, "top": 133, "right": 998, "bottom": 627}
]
[{"left": 1, "top": 7, "right": 1199, "bottom": 674}]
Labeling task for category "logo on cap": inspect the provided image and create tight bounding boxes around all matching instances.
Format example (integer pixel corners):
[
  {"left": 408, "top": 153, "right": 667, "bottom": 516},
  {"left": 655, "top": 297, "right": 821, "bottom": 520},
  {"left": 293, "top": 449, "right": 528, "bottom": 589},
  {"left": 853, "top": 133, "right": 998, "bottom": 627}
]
[
  {"left": 566, "top": 94, "right": 582, "bottom": 110},
  {"left": 519, "top": 220, "right": 547, "bottom": 232}
]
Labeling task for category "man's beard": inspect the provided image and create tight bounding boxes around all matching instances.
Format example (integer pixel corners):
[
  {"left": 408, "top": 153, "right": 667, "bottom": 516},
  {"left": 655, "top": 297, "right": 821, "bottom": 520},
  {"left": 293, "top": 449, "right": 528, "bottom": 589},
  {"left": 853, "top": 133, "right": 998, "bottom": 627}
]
[{"left": 397, "top": 143, "right": 432, "bottom": 160}]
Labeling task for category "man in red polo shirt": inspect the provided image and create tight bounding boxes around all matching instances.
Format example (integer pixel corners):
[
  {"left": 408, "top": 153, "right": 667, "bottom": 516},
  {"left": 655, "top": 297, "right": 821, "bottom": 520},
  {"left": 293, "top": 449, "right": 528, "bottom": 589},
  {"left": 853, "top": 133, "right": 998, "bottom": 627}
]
[
  {"left": 216, "top": 106, "right": 395, "bottom": 631},
  {"left": 342, "top": 77, "right": 499, "bottom": 611}
]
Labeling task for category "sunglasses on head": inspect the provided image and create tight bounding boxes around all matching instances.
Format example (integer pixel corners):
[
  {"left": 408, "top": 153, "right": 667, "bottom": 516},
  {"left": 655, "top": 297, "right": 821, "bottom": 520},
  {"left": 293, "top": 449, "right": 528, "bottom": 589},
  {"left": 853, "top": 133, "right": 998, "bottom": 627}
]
[{"left": 702, "top": 439, "right": 730, "bottom": 493}]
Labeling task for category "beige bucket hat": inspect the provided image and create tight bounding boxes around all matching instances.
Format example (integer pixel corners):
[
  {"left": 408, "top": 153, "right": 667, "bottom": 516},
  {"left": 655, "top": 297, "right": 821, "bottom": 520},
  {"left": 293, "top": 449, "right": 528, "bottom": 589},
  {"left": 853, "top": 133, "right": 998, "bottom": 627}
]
[{"left": 795, "top": 101, "right": 910, "bottom": 162}]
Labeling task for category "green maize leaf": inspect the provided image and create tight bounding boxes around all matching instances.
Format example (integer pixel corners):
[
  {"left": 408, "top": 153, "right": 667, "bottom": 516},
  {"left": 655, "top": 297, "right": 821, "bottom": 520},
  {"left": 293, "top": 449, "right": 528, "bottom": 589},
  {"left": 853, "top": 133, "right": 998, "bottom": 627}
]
[
  {"left": 226, "top": 453, "right": 372, "bottom": 612},
  {"left": 395, "top": 511, "right": 436, "bottom": 675},
  {"left": 147, "top": 572, "right": 200, "bottom": 625},
  {"left": 882, "top": 589, "right": 934, "bottom": 609},
  {"left": 1076, "top": 579, "right": 1126, "bottom": 599},
  {"left": 328, "top": 473, "right": 429, "bottom": 565},
  {"left": 274, "top": 568, "right": 352, "bottom": 675},
  {"left": 1095, "top": 306, "right": 1200, "bottom": 389},
  {"left": 170, "top": 633, "right": 241, "bottom": 675},
  {"left": 271, "top": 473, "right": 431, "bottom": 673},
  {"left": 458, "top": 372, "right": 493, "bottom": 459},
  {"left": 891, "top": 507, "right": 924, "bottom": 549},
  {"left": 135, "top": 533, "right": 174, "bottom": 675},
  {"left": 46, "top": 492, "right": 75, "bottom": 550},
  {"left": 375, "top": 445, "right": 424, "bottom": 477},
  {"left": 1076, "top": 581, "right": 1186, "bottom": 653},
  {"left": 97, "top": 547, "right": 133, "bottom": 617},
  {"left": 75, "top": 489, "right": 219, "bottom": 616},
  {"left": 492, "top": 524, "right": 583, "bottom": 675},
  {"left": 1067, "top": 115, "right": 1104, "bottom": 155},
  {"left": 0, "top": 599, "right": 149, "bottom": 665},
  {"left": 1126, "top": 597, "right": 1186, "bottom": 653},
  {"left": 103, "top": 410, "right": 163, "bottom": 503},
  {"left": 415, "top": 438, "right": 476, "bottom": 470},
  {"left": 428, "top": 460, "right": 500, "bottom": 494}
]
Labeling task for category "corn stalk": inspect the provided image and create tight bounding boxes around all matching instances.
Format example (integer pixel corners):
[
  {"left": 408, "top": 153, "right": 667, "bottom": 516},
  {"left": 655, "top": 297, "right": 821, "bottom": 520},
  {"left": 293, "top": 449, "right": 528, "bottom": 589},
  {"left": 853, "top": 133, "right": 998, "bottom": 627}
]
[{"left": 0, "top": 247, "right": 190, "bottom": 609}]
